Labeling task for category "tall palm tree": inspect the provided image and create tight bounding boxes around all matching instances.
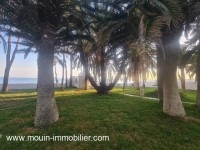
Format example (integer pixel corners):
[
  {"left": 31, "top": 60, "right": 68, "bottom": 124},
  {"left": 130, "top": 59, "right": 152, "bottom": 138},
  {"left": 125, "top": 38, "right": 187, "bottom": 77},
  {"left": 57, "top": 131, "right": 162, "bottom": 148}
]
[
  {"left": 126, "top": 0, "right": 190, "bottom": 116},
  {"left": 0, "top": 0, "right": 75, "bottom": 127},
  {"left": 159, "top": 0, "right": 199, "bottom": 116},
  {"left": 181, "top": 15, "right": 200, "bottom": 107}
]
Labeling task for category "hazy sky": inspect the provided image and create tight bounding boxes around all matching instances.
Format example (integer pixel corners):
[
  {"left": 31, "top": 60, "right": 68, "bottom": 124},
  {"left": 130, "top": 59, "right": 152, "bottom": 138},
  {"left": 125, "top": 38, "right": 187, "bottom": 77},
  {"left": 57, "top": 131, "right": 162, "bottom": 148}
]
[
  {"left": 0, "top": 37, "right": 63, "bottom": 78},
  {"left": 0, "top": 33, "right": 188, "bottom": 78},
  {"left": 0, "top": 43, "right": 38, "bottom": 78}
]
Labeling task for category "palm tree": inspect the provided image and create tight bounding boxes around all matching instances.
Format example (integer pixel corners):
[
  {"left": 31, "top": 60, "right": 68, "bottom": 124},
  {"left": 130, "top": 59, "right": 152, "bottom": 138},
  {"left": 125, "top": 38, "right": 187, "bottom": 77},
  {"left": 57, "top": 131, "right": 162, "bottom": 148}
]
[
  {"left": 78, "top": 36, "right": 128, "bottom": 94},
  {"left": 1, "top": 30, "right": 20, "bottom": 93},
  {"left": 0, "top": 0, "right": 76, "bottom": 127},
  {"left": 126, "top": 0, "right": 190, "bottom": 116},
  {"left": 127, "top": 41, "right": 156, "bottom": 90},
  {"left": 63, "top": 0, "right": 131, "bottom": 94},
  {"left": 69, "top": 53, "right": 74, "bottom": 87},
  {"left": 161, "top": 0, "right": 199, "bottom": 116},
  {"left": 178, "top": 48, "right": 188, "bottom": 91},
  {"left": 181, "top": 15, "right": 200, "bottom": 107},
  {"left": 54, "top": 54, "right": 66, "bottom": 90}
]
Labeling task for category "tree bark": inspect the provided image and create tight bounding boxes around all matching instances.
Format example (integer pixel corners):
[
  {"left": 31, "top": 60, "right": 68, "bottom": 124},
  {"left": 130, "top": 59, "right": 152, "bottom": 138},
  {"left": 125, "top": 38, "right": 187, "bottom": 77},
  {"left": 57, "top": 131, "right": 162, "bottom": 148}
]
[
  {"left": 65, "top": 60, "right": 68, "bottom": 88},
  {"left": 2, "top": 67, "right": 10, "bottom": 92},
  {"left": 84, "top": 75, "right": 89, "bottom": 90},
  {"left": 133, "top": 57, "right": 140, "bottom": 89},
  {"left": 123, "top": 73, "right": 127, "bottom": 92},
  {"left": 196, "top": 48, "right": 200, "bottom": 107},
  {"left": 61, "top": 53, "right": 65, "bottom": 90},
  {"left": 156, "top": 40, "right": 164, "bottom": 105},
  {"left": 69, "top": 54, "right": 73, "bottom": 87},
  {"left": 1, "top": 36, "right": 20, "bottom": 93},
  {"left": 35, "top": 38, "right": 59, "bottom": 127},
  {"left": 54, "top": 64, "right": 58, "bottom": 87},
  {"left": 79, "top": 47, "right": 127, "bottom": 94},
  {"left": 99, "top": 49, "right": 107, "bottom": 94},
  {"left": 180, "top": 68, "right": 186, "bottom": 91},
  {"left": 162, "top": 31, "right": 186, "bottom": 117}
]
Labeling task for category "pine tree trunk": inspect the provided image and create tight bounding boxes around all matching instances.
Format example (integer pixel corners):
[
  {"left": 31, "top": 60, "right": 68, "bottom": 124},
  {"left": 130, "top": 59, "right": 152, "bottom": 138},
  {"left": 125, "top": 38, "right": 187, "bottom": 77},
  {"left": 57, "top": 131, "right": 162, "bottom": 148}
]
[
  {"left": 162, "top": 32, "right": 186, "bottom": 117},
  {"left": 196, "top": 49, "right": 200, "bottom": 107},
  {"left": 35, "top": 38, "right": 59, "bottom": 127}
]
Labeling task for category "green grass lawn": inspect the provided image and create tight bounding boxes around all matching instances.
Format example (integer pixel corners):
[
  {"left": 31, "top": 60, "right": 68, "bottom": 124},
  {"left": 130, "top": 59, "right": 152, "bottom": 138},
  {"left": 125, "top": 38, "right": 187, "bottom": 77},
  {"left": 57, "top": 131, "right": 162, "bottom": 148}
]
[
  {"left": 120, "top": 87, "right": 196, "bottom": 103},
  {"left": 0, "top": 88, "right": 200, "bottom": 149}
]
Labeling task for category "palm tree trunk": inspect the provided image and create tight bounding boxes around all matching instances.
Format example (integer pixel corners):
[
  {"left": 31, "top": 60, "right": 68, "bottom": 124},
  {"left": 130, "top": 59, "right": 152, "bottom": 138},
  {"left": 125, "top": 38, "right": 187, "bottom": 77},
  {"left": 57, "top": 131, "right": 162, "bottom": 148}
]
[
  {"left": 35, "top": 38, "right": 59, "bottom": 127},
  {"left": 156, "top": 40, "right": 164, "bottom": 105},
  {"left": 162, "top": 32, "right": 186, "bottom": 117},
  {"left": 54, "top": 64, "right": 58, "bottom": 87},
  {"left": 2, "top": 67, "right": 10, "bottom": 92},
  {"left": 69, "top": 54, "right": 73, "bottom": 87},
  {"left": 196, "top": 49, "right": 200, "bottom": 107},
  {"left": 65, "top": 61, "right": 68, "bottom": 88},
  {"left": 80, "top": 46, "right": 127, "bottom": 94},
  {"left": 180, "top": 68, "right": 186, "bottom": 91},
  {"left": 1, "top": 36, "right": 20, "bottom": 93},
  {"left": 99, "top": 50, "right": 107, "bottom": 94},
  {"left": 84, "top": 75, "right": 89, "bottom": 90},
  {"left": 134, "top": 57, "right": 140, "bottom": 89},
  {"left": 123, "top": 73, "right": 127, "bottom": 92},
  {"left": 61, "top": 54, "right": 65, "bottom": 90}
]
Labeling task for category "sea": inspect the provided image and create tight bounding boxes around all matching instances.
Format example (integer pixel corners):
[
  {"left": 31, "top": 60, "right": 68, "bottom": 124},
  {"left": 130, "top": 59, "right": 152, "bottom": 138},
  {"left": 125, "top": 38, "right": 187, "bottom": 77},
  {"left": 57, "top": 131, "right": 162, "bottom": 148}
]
[
  {"left": 0, "top": 77, "right": 62, "bottom": 84},
  {"left": 0, "top": 77, "right": 197, "bottom": 90},
  {"left": 0, "top": 77, "right": 37, "bottom": 84}
]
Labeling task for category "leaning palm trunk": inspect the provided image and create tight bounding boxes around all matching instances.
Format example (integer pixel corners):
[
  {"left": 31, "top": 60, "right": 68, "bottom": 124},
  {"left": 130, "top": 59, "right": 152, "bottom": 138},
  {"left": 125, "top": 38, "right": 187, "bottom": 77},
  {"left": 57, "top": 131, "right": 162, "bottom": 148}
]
[
  {"left": 35, "top": 38, "right": 59, "bottom": 127},
  {"left": 162, "top": 32, "right": 186, "bottom": 117},
  {"left": 196, "top": 49, "right": 200, "bottom": 107}
]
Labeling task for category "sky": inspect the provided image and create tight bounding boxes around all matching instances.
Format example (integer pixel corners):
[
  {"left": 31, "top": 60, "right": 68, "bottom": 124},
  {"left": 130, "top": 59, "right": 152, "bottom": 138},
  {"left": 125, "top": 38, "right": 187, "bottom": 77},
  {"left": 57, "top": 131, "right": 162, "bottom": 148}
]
[
  {"left": 0, "top": 36, "right": 64, "bottom": 78},
  {"left": 0, "top": 34, "right": 188, "bottom": 78},
  {"left": 0, "top": 43, "right": 38, "bottom": 78}
]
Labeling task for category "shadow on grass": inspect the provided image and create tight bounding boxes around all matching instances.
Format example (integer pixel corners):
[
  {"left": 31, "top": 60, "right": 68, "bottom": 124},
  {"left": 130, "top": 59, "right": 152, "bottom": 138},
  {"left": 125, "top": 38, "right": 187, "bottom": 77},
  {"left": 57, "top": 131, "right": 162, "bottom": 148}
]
[{"left": 1, "top": 88, "right": 200, "bottom": 149}]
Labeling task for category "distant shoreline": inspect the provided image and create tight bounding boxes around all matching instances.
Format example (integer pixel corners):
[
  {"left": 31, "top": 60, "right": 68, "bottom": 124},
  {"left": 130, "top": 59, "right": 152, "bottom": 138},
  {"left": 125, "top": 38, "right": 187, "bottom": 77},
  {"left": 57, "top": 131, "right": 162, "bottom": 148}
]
[
  {"left": 0, "top": 84, "right": 37, "bottom": 90},
  {"left": 0, "top": 80, "right": 197, "bottom": 90}
]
